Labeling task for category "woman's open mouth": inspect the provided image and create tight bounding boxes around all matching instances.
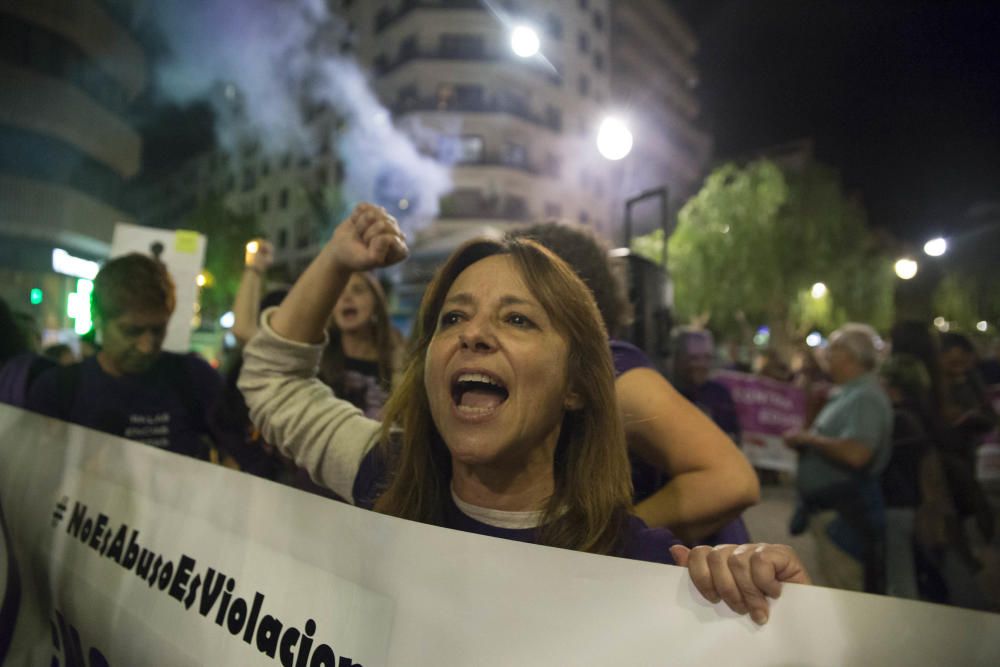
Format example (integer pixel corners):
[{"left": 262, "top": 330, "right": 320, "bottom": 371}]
[{"left": 451, "top": 371, "right": 509, "bottom": 416}]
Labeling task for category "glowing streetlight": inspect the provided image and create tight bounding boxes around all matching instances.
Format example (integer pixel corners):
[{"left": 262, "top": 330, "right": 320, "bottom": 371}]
[
  {"left": 510, "top": 25, "right": 540, "bottom": 58},
  {"left": 596, "top": 117, "right": 633, "bottom": 161},
  {"left": 923, "top": 237, "right": 947, "bottom": 257},
  {"left": 811, "top": 282, "right": 828, "bottom": 299},
  {"left": 894, "top": 258, "right": 918, "bottom": 280}
]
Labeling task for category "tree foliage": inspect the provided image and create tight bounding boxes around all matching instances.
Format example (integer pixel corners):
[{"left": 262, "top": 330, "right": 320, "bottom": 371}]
[
  {"left": 633, "top": 159, "right": 894, "bottom": 345},
  {"left": 180, "top": 197, "right": 260, "bottom": 322}
]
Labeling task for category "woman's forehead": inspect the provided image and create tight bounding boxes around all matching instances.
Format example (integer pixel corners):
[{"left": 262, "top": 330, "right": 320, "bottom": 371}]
[
  {"left": 446, "top": 255, "right": 534, "bottom": 302},
  {"left": 349, "top": 273, "right": 371, "bottom": 289}
]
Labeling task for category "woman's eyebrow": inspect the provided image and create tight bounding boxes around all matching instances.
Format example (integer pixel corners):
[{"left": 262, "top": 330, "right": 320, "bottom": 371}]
[{"left": 442, "top": 294, "right": 537, "bottom": 308}]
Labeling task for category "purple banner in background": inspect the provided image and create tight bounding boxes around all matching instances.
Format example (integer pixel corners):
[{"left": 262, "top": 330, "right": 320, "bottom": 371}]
[{"left": 713, "top": 371, "right": 807, "bottom": 472}]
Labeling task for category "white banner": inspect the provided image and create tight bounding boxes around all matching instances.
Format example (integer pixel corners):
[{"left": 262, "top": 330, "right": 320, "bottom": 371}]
[{"left": 2, "top": 404, "right": 999, "bottom": 666}]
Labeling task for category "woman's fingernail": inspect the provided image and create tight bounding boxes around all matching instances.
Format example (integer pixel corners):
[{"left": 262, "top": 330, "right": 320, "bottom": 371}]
[{"left": 751, "top": 610, "right": 768, "bottom": 625}]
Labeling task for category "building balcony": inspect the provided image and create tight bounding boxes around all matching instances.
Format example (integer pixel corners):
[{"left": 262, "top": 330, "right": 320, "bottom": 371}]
[
  {"left": 374, "top": 45, "right": 560, "bottom": 86},
  {"left": 390, "top": 94, "right": 562, "bottom": 133},
  {"left": 0, "top": 173, "right": 130, "bottom": 257},
  {"left": 2, "top": 0, "right": 147, "bottom": 97},
  {"left": 374, "top": 0, "right": 484, "bottom": 35},
  {"left": 454, "top": 154, "right": 540, "bottom": 175},
  {"left": 0, "top": 62, "right": 141, "bottom": 177},
  {"left": 437, "top": 193, "right": 530, "bottom": 222}
]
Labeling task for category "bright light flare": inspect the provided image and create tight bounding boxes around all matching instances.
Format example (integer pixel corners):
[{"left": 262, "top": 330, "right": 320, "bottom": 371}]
[
  {"left": 219, "top": 311, "right": 236, "bottom": 329},
  {"left": 806, "top": 332, "right": 823, "bottom": 348},
  {"left": 246, "top": 240, "right": 260, "bottom": 254},
  {"left": 923, "top": 237, "right": 947, "bottom": 257},
  {"left": 894, "top": 258, "right": 918, "bottom": 280},
  {"left": 811, "top": 282, "right": 828, "bottom": 299},
  {"left": 196, "top": 273, "right": 207, "bottom": 287},
  {"left": 596, "top": 117, "right": 633, "bottom": 161},
  {"left": 510, "top": 25, "right": 540, "bottom": 58},
  {"left": 977, "top": 321, "right": 989, "bottom": 332}
]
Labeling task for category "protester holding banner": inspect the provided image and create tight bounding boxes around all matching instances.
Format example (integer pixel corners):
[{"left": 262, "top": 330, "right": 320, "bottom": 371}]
[
  {"left": 240, "top": 203, "right": 812, "bottom": 625},
  {"left": 507, "top": 223, "right": 759, "bottom": 545},
  {"left": 25, "top": 254, "right": 271, "bottom": 475}
]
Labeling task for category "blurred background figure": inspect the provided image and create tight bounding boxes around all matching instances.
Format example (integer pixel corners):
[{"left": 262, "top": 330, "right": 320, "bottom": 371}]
[
  {"left": 318, "top": 271, "right": 403, "bottom": 419},
  {"left": 510, "top": 223, "right": 758, "bottom": 546},
  {"left": 232, "top": 239, "right": 277, "bottom": 347},
  {"left": 785, "top": 323, "right": 892, "bottom": 594},
  {"left": 791, "top": 343, "right": 832, "bottom": 427},
  {"left": 78, "top": 329, "right": 100, "bottom": 359},
  {"left": 723, "top": 338, "right": 753, "bottom": 373},
  {"left": 0, "top": 297, "right": 55, "bottom": 407},
  {"left": 672, "top": 327, "right": 742, "bottom": 443},
  {"left": 42, "top": 343, "right": 76, "bottom": 366},
  {"left": 879, "top": 352, "right": 938, "bottom": 599},
  {"left": 941, "top": 333, "right": 998, "bottom": 439},
  {"left": 755, "top": 347, "right": 793, "bottom": 383},
  {"left": 885, "top": 320, "right": 955, "bottom": 603}
]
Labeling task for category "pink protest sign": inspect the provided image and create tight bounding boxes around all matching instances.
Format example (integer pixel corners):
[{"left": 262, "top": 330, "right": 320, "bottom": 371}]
[{"left": 713, "top": 370, "right": 807, "bottom": 472}]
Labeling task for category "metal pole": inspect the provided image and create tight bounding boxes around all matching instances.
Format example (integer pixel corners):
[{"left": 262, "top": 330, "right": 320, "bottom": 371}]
[{"left": 623, "top": 186, "right": 670, "bottom": 264}]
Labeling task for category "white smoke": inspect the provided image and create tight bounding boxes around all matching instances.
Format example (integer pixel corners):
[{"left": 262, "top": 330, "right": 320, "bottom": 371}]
[{"left": 146, "top": 0, "right": 451, "bottom": 230}]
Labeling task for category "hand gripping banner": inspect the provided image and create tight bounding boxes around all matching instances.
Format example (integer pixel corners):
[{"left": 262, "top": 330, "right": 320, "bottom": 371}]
[{"left": 1, "top": 404, "right": 999, "bottom": 666}]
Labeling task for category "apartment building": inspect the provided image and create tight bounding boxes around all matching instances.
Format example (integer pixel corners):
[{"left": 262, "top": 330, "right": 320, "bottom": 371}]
[
  {"left": 0, "top": 0, "right": 146, "bottom": 332},
  {"left": 136, "top": 0, "right": 712, "bottom": 317},
  {"left": 610, "top": 0, "right": 712, "bottom": 209}
]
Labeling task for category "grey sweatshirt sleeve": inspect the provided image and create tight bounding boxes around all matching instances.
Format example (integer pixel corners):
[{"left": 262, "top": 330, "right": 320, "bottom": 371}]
[{"left": 238, "top": 307, "right": 380, "bottom": 503}]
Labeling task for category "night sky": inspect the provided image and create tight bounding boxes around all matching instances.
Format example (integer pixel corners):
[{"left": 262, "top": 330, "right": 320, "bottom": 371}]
[{"left": 671, "top": 0, "right": 1000, "bottom": 242}]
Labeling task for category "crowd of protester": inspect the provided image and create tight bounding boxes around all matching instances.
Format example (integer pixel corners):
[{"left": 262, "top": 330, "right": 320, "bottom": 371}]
[{"left": 2, "top": 202, "right": 999, "bottom": 617}]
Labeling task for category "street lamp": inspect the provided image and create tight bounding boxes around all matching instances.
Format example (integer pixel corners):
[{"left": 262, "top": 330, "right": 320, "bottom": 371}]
[
  {"left": 811, "top": 282, "right": 828, "bottom": 299},
  {"left": 894, "top": 258, "right": 918, "bottom": 280},
  {"left": 510, "top": 25, "right": 540, "bottom": 58},
  {"left": 923, "top": 237, "right": 947, "bottom": 257},
  {"left": 596, "top": 116, "right": 633, "bottom": 161}
]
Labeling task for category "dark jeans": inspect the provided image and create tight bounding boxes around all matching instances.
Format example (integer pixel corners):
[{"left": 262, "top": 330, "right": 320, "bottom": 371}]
[{"left": 796, "top": 478, "right": 887, "bottom": 594}]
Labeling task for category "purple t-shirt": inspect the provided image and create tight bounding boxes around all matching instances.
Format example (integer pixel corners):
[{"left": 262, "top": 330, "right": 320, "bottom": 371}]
[
  {"left": 610, "top": 339, "right": 751, "bottom": 546},
  {"left": 350, "top": 439, "right": 679, "bottom": 565},
  {"left": 26, "top": 352, "right": 238, "bottom": 460}
]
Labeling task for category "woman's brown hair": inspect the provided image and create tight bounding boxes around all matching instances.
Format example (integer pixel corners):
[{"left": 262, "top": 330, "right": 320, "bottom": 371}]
[{"left": 375, "top": 238, "right": 633, "bottom": 555}]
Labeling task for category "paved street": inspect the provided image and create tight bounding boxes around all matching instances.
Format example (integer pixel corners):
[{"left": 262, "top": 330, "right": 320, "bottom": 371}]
[{"left": 742, "top": 476, "right": 1000, "bottom": 612}]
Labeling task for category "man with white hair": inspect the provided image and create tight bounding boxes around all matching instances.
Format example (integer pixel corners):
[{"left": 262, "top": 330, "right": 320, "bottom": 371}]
[{"left": 784, "top": 323, "right": 893, "bottom": 592}]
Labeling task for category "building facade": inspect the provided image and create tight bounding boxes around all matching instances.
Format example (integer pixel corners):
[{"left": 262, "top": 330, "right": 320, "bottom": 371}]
[
  {"left": 135, "top": 0, "right": 712, "bottom": 321},
  {"left": 344, "top": 0, "right": 618, "bottom": 241},
  {"left": 0, "top": 0, "right": 146, "bottom": 337},
  {"left": 133, "top": 118, "right": 347, "bottom": 283},
  {"left": 609, "top": 0, "right": 712, "bottom": 231}
]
